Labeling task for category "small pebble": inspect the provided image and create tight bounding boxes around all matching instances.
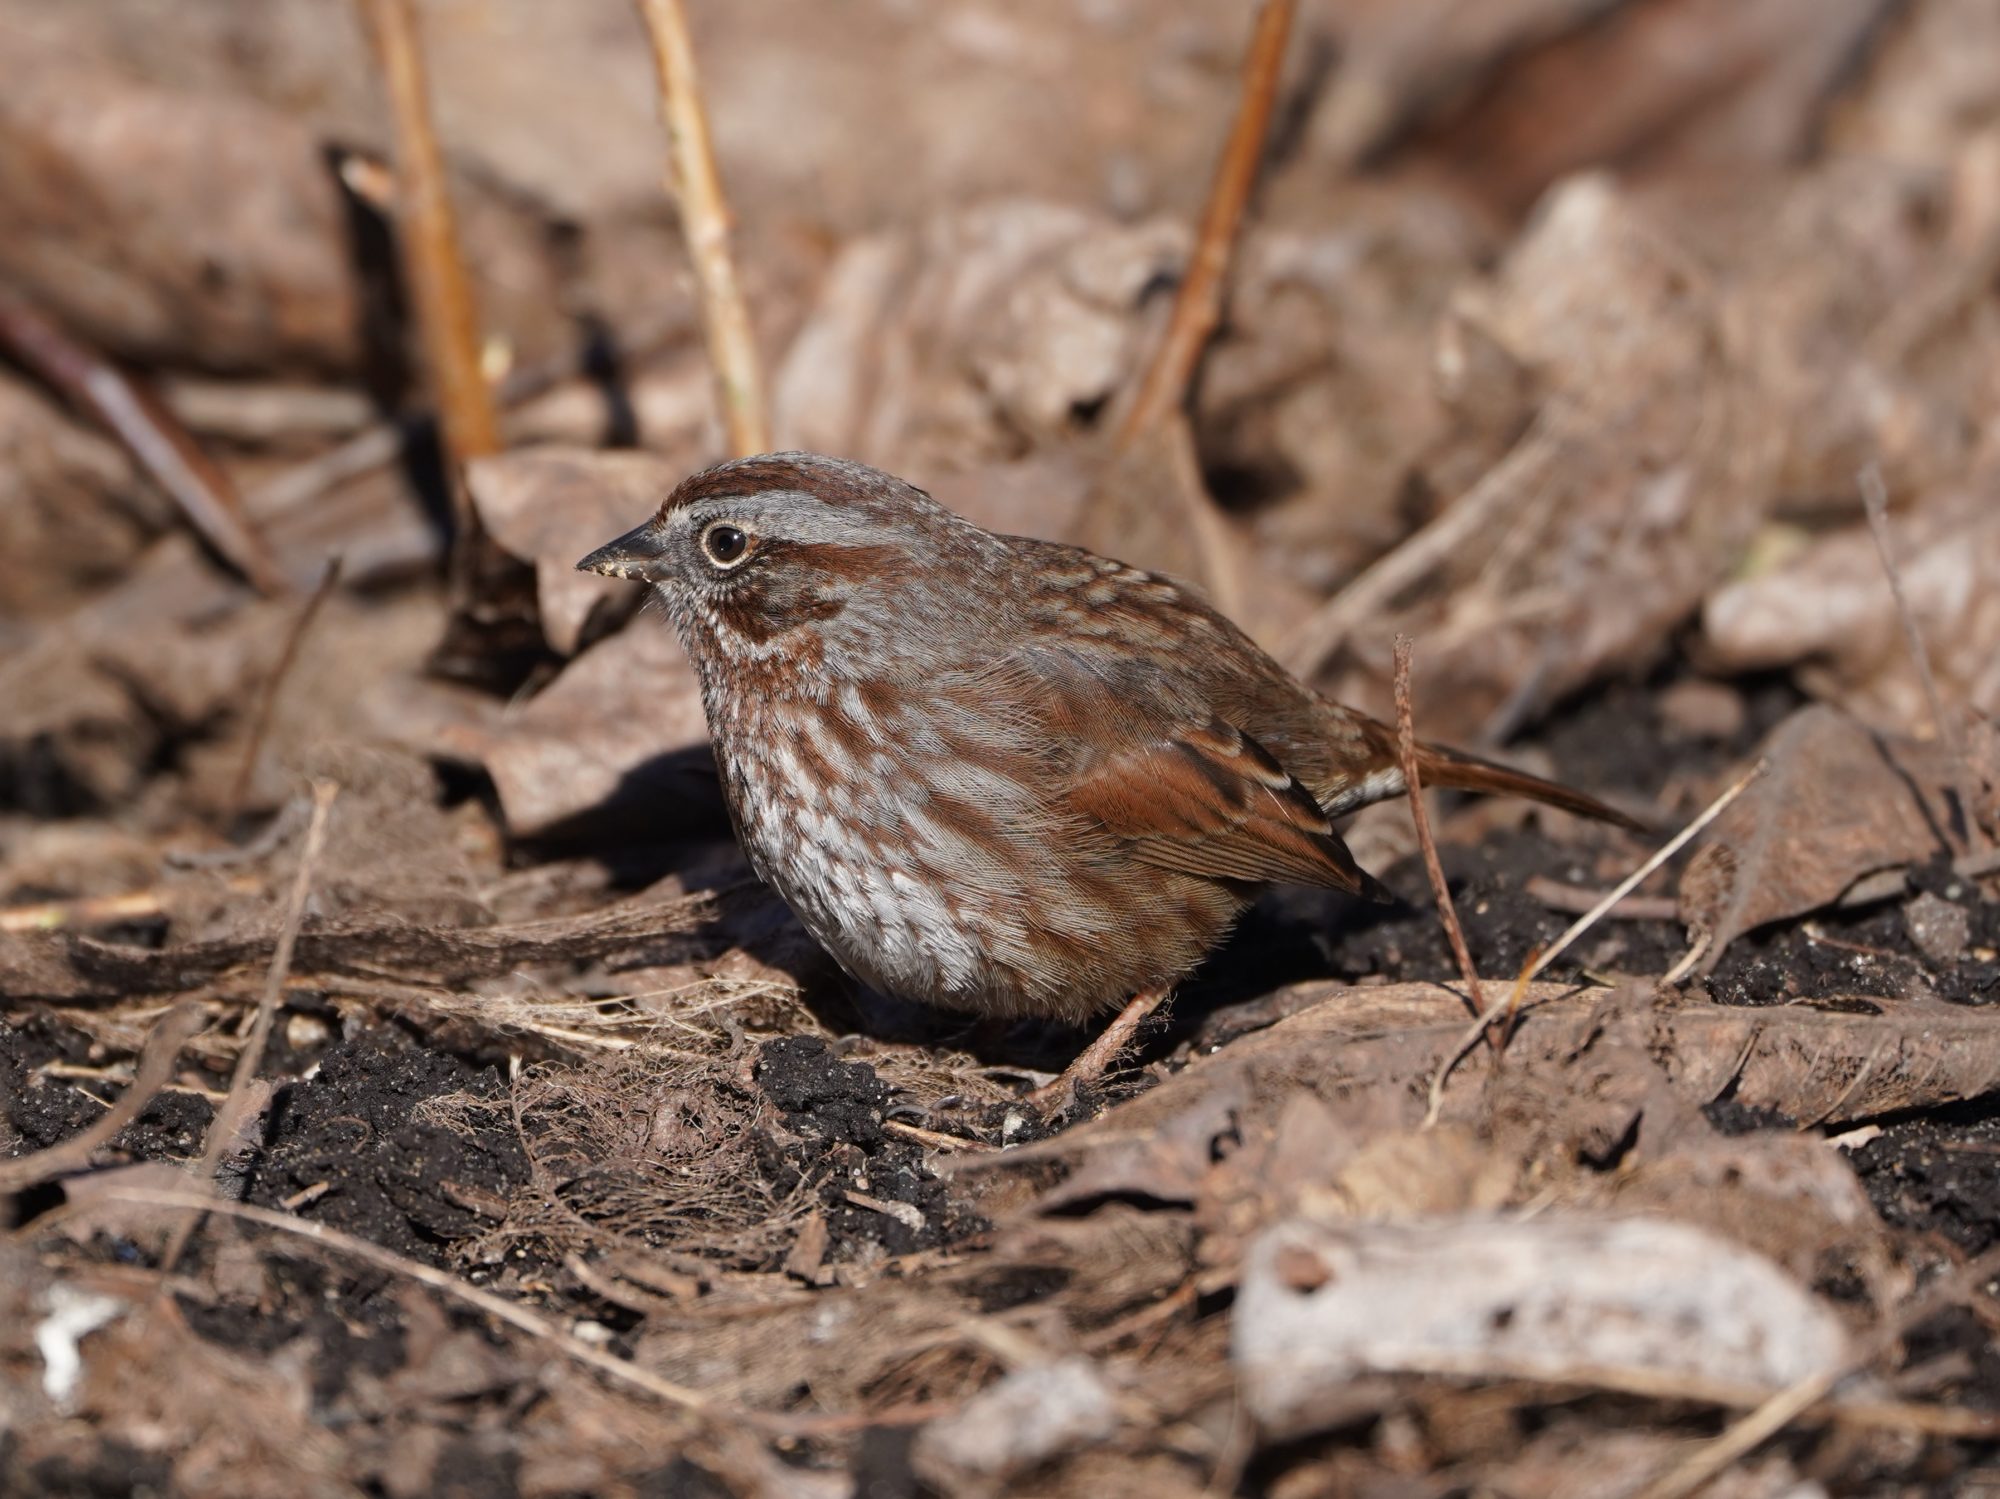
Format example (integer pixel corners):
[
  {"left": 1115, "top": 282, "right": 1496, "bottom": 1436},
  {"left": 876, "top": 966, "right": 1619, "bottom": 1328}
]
[{"left": 1903, "top": 890, "right": 1970, "bottom": 966}]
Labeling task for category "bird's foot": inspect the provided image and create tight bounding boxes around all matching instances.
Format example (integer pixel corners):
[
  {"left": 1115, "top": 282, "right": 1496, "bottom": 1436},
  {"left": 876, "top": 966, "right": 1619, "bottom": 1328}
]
[{"left": 1024, "top": 988, "right": 1169, "bottom": 1117}]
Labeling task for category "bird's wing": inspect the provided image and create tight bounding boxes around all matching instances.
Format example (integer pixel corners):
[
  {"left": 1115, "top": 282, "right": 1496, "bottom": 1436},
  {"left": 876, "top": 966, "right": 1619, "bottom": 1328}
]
[
  {"left": 948, "top": 647, "right": 1392, "bottom": 903},
  {"left": 1063, "top": 715, "right": 1392, "bottom": 900}
]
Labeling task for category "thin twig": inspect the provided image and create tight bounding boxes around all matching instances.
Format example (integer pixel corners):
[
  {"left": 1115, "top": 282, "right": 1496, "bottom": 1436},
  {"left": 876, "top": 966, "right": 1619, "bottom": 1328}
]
[
  {"left": 1659, "top": 931, "right": 1710, "bottom": 987},
  {"left": 163, "top": 379, "right": 374, "bottom": 444},
  {"left": 160, "top": 781, "right": 338, "bottom": 1271},
  {"left": 1424, "top": 762, "right": 1763, "bottom": 1124},
  {"left": 1393, "top": 637, "right": 1489, "bottom": 1031},
  {"left": 227, "top": 558, "right": 345, "bottom": 817},
  {"left": 1286, "top": 413, "right": 1563, "bottom": 677},
  {"left": 632, "top": 0, "right": 769, "bottom": 457},
  {"left": 1523, "top": 760, "right": 1764, "bottom": 984},
  {"left": 1634, "top": 1241, "right": 2000, "bottom": 1499},
  {"left": 104, "top": 1188, "right": 715, "bottom": 1418},
  {"left": 1116, "top": 0, "right": 1296, "bottom": 447},
  {"left": 1858, "top": 464, "right": 1989, "bottom": 855},
  {"left": 0, "top": 1006, "right": 206, "bottom": 1193},
  {"left": 883, "top": 1119, "right": 998, "bottom": 1154},
  {"left": 0, "top": 287, "right": 288, "bottom": 596},
  {"left": 356, "top": 0, "right": 502, "bottom": 524}
]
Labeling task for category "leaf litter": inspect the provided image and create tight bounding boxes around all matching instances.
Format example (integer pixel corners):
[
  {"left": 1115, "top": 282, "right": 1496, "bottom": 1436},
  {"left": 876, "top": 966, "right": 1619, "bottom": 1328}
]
[{"left": 5, "top": 4, "right": 2000, "bottom": 1497}]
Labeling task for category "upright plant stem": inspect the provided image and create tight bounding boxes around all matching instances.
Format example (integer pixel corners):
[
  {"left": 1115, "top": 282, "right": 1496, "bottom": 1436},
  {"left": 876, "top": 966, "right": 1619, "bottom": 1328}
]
[
  {"left": 1116, "top": 0, "right": 1297, "bottom": 447},
  {"left": 357, "top": 0, "right": 502, "bottom": 542},
  {"left": 633, "top": 0, "right": 771, "bottom": 457}
]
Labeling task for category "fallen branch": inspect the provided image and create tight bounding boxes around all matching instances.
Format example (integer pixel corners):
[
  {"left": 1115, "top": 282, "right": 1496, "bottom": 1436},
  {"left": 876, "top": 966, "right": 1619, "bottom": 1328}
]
[
  {"left": 633, "top": 0, "right": 770, "bottom": 456},
  {"left": 0, "top": 287, "right": 288, "bottom": 596},
  {"left": 161, "top": 780, "right": 338, "bottom": 1271},
  {"left": 1116, "top": 0, "right": 1296, "bottom": 447}
]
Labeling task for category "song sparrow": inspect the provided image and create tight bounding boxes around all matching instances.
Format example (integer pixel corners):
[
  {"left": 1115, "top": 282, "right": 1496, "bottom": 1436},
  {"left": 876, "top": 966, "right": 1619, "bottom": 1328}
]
[{"left": 580, "top": 453, "right": 1636, "bottom": 1092}]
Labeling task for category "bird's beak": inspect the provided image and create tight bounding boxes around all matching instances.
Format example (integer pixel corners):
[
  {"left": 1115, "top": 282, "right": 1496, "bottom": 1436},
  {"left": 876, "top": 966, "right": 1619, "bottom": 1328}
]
[{"left": 577, "top": 520, "right": 671, "bottom": 583}]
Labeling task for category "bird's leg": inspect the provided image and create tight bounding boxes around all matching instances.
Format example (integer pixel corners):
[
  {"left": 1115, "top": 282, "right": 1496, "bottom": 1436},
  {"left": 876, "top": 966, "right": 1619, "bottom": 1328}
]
[{"left": 1027, "top": 988, "right": 1170, "bottom": 1114}]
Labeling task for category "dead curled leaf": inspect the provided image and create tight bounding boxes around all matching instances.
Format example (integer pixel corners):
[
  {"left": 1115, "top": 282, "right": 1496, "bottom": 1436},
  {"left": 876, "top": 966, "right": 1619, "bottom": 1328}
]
[
  {"left": 1678, "top": 704, "right": 1991, "bottom": 967},
  {"left": 1322, "top": 0, "right": 1883, "bottom": 212},
  {"left": 771, "top": 200, "right": 1187, "bottom": 473},
  {"left": 467, "top": 447, "right": 687, "bottom": 657},
  {"left": 473, "top": 622, "right": 718, "bottom": 844},
  {"left": 997, "top": 981, "right": 2000, "bottom": 1199},
  {"left": 0, "top": 53, "right": 363, "bottom": 372}
]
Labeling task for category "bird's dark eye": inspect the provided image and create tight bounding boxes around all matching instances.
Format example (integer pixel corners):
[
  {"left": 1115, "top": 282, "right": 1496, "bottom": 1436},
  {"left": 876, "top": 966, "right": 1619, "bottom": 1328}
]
[{"left": 701, "top": 521, "right": 752, "bottom": 569}]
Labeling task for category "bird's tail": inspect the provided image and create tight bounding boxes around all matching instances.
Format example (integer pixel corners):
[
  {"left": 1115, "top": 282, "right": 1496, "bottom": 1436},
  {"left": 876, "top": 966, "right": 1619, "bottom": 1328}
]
[
  {"left": 1330, "top": 713, "right": 1648, "bottom": 832},
  {"left": 1410, "top": 739, "right": 1647, "bottom": 831}
]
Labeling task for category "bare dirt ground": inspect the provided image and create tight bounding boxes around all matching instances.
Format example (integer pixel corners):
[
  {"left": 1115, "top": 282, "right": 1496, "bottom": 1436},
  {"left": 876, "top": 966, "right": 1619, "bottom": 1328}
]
[{"left": 5, "top": 3, "right": 2000, "bottom": 1496}]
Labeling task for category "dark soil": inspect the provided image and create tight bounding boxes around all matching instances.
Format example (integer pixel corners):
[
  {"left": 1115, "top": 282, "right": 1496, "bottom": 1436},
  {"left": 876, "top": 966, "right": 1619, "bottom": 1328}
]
[
  {"left": 240, "top": 1027, "right": 529, "bottom": 1266},
  {"left": 754, "top": 1034, "right": 984, "bottom": 1259},
  {"left": 1851, "top": 1098, "right": 2000, "bottom": 1257},
  {"left": 2, "top": 1017, "right": 214, "bottom": 1167}
]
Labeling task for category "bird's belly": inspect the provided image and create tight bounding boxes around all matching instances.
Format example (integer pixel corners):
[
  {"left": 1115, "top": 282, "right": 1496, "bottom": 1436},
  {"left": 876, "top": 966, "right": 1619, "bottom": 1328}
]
[{"left": 753, "top": 820, "right": 983, "bottom": 1005}]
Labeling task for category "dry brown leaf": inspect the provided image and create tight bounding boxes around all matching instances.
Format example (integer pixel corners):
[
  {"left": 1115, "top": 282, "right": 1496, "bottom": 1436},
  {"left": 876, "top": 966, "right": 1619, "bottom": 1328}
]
[
  {"left": 1306, "top": 0, "right": 1620, "bottom": 169},
  {"left": 771, "top": 201, "right": 1187, "bottom": 475},
  {"left": 468, "top": 447, "right": 688, "bottom": 656},
  {"left": 1713, "top": 156, "right": 1982, "bottom": 505},
  {"left": 0, "top": 53, "right": 363, "bottom": 372},
  {"left": 1609, "top": 1130, "right": 1896, "bottom": 1302},
  {"left": 998, "top": 980, "right": 2000, "bottom": 1211},
  {"left": 1, "top": 471, "right": 437, "bottom": 810},
  {"left": 0, "top": 372, "right": 159, "bottom": 621},
  {"left": 1214, "top": 195, "right": 1487, "bottom": 593},
  {"left": 1679, "top": 705, "right": 1977, "bottom": 966},
  {"left": 480, "top": 621, "right": 715, "bottom": 844}
]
